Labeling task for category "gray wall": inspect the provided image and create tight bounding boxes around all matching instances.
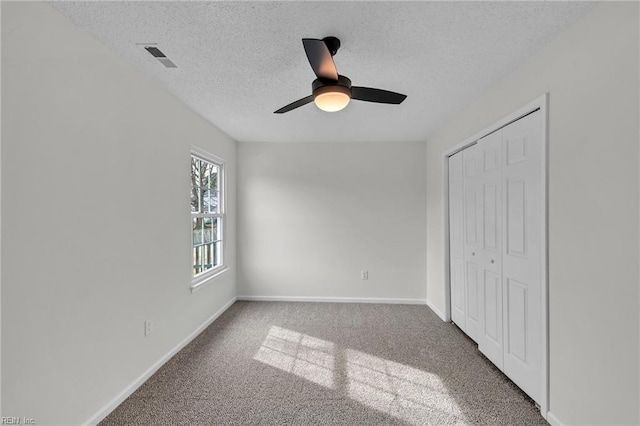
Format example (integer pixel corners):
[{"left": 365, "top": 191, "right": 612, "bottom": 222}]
[
  {"left": 238, "top": 142, "right": 427, "bottom": 302},
  {"left": 1, "top": 2, "right": 237, "bottom": 424},
  {"left": 425, "top": 3, "right": 639, "bottom": 424}
]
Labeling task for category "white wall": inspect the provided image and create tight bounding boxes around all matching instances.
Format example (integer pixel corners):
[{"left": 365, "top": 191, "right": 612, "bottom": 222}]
[
  {"left": 238, "top": 141, "right": 426, "bottom": 302},
  {"left": 426, "top": 2, "right": 639, "bottom": 425},
  {"left": 1, "top": 3, "right": 237, "bottom": 425}
]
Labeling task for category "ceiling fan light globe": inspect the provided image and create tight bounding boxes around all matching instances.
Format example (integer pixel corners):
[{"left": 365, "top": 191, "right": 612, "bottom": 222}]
[{"left": 313, "top": 86, "right": 351, "bottom": 112}]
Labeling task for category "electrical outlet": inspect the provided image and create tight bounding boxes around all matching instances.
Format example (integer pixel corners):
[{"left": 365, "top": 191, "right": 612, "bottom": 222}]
[
  {"left": 361, "top": 270, "right": 369, "bottom": 280},
  {"left": 144, "top": 320, "right": 153, "bottom": 337}
]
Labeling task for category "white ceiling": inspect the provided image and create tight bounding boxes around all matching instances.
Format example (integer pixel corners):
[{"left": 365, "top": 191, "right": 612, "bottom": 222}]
[{"left": 51, "top": 1, "right": 593, "bottom": 143}]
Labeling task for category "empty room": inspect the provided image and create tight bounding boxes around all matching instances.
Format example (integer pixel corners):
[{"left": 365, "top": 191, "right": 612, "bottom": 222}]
[{"left": 1, "top": 1, "right": 639, "bottom": 425}]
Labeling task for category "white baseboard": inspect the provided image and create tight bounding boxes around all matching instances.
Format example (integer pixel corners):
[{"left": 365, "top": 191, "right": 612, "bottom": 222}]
[
  {"left": 83, "top": 296, "right": 237, "bottom": 426},
  {"left": 426, "top": 300, "right": 448, "bottom": 322},
  {"left": 546, "top": 411, "right": 565, "bottom": 426},
  {"left": 236, "top": 295, "right": 427, "bottom": 305}
]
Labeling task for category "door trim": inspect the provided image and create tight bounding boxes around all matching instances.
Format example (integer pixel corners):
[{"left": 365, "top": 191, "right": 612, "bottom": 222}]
[{"left": 442, "top": 93, "right": 549, "bottom": 419}]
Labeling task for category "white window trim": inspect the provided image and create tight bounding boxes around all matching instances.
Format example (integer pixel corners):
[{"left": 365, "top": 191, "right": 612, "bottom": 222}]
[
  {"left": 190, "top": 146, "right": 227, "bottom": 292},
  {"left": 191, "top": 266, "right": 230, "bottom": 293}
]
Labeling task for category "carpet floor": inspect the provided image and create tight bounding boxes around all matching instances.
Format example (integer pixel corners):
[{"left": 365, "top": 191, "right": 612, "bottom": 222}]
[{"left": 101, "top": 301, "right": 547, "bottom": 425}]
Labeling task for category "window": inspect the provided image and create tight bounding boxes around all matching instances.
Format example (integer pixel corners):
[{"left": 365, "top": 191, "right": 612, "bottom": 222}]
[{"left": 191, "top": 150, "right": 224, "bottom": 285}]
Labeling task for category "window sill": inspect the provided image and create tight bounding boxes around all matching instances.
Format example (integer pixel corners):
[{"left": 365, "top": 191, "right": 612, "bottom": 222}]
[{"left": 190, "top": 267, "right": 230, "bottom": 293}]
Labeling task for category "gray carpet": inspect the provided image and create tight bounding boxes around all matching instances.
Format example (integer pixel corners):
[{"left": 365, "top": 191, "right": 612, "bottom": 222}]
[{"left": 101, "top": 302, "right": 547, "bottom": 425}]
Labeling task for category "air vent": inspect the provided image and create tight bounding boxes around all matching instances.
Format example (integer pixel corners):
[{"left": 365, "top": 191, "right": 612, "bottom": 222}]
[
  {"left": 143, "top": 46, "right": 177, "bottom": 68},
  {"left": 145, "top": 46, "right": 165, "bottom": 58}
]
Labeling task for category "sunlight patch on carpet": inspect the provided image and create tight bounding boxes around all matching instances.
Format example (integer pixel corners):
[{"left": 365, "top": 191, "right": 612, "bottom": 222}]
[
  {"left": 253, "top": 326, "right": 335, "bottom": 389},
  {"left": 345, "top": 349, "right": 466, "bottom": 424},
  {"left": 253, "top": 326, "right": 467, "bottom": 424}
]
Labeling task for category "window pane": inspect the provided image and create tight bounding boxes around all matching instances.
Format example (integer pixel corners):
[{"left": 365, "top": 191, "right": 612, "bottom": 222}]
[
  {"left": 210, "top": 165, "right": 218, "bottom": 192},
  {"left": 200, "top": 160, "right": 207, "bottom": 212},
  {"left": 191, "top": 157, "right": 201, "bottom": 213},
  {"left": 199, "top": 160, "right": 209, "bottom": 191},
  {"left": 192, "top": 217, "right": 203, "bottom": 245},
  {"left": 204, "top": 243, "right": 215, "bottom": 270},
  {"left": 201, "top": 162, "right": 217, "bottom": 189},
  {"left": 193, "top": 245, "right": 202, "bottom": 275},
  {"left": 203, "top": 217, "right": 213, "bottom": 243},
  {"left": 203, "top": 190, "right": 219, "bottom": 213},
  {"left": 194, "top": 218, "right": 204, "bottom": 272},
  {"left": 215, "top": 240, "right": 222, "bottom": 267},
  {"left": 214, "top": 218, "right": 220, "bottom": 243},
  {"left": 193, "top": 216, "right": 221, "bottom": 275}
]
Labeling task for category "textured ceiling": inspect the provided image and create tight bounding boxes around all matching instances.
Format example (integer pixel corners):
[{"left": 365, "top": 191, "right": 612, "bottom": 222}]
[{"left": 51, "top": 1, "right": 593, "bottom": 143}]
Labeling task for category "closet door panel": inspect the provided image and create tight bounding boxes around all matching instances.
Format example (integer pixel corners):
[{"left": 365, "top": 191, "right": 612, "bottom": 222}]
[
  {"left": 448, "top": 151, "right": 466, "bottom": 329},
  {"left": 483, "top": 270, "right": 501, "bottom": 344},
  {"left": 463, "top": 145, "right": 482, "bottom": 342},
  {"left": 501, "top": 110, "right": 542, "bottom": 403},
  {"left": 506, "top": 278, "right": 528, "bottom": 362},
  {"left": 466, "top": 263, "right": 480, "bottom": 325},
  {"left": 506, "top": 178, "right": 527, "bottom": 257},
  {"left": 452, "top": 259, "right": 465, "bottom": 321},
  {"left": 476, "top": 131, "right": 504, "bottom": 369},
  {"left": 484, "top": 183, "right": 499, "bottom": 251}
]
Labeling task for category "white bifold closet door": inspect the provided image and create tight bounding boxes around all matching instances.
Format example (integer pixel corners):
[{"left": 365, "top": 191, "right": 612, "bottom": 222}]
[
  {"left": 449, "top": 110, "right": 543, "bottom": 404},
  {"left": 448, "top": 151, "right": 465, "bottom": 331},
  {"left": 461, "top": 132, "right": 504, "bottom": 369},
  {"left": 501, "top": 111, "right": 543, "bottom": 403}
]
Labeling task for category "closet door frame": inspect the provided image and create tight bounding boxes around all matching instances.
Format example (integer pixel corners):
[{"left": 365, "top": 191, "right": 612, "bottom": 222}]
[{"left": 442, "top": 93, "right": 549, "bottom": 419}]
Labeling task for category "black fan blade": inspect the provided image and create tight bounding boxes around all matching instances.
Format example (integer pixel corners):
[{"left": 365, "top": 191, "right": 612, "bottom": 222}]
[
  {"left": 302, "top": 39, "right": 338, "bottom": 81},
  {"left": 274, "top": 95, "right": 314, "bottom": 114},
  {"left": 351, "top": 87, "right": 407, "bottom": 104}
]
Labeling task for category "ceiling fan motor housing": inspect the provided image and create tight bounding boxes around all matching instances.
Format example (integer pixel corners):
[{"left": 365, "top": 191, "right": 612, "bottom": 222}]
[{"left": 312, "top": 75, "right": 352, "bottom": 98}]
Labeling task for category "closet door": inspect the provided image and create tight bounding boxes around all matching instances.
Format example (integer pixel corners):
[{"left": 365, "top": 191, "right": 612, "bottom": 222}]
[
  {"left": 462, "top": 144, "right": 482, "bottom": 342},
  {"left": 476, "top": 131, "right": 504, "bottom": 370},
  {"left": 448, "top": 151, "right": 465, "bottom": 330},
  {"left": 501, "top": 110, "right": 543, "bottom": 403}
]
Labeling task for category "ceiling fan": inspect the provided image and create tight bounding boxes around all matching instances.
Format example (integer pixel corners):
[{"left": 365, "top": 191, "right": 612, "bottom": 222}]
[{"left": 274, "top": 37, "right": 407, "bottom": 114}]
